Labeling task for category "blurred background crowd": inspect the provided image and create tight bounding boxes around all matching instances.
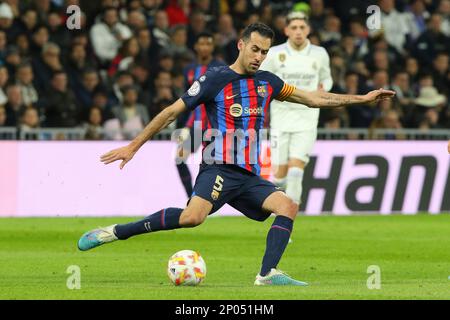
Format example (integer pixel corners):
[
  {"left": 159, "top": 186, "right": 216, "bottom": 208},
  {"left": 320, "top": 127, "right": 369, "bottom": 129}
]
[{"left": 0, "top": 0, "right": 448, "bottom": 140}]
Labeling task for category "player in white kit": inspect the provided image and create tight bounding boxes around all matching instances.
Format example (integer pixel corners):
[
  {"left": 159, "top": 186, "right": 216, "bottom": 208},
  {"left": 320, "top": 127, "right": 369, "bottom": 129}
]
[{"left": 260, "top": 11, "right": 333, "bottom": 207}]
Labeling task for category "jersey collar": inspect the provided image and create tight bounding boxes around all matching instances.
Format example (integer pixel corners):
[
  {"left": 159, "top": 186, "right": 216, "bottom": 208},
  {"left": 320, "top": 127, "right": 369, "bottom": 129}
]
[{"left": 286, "top": 39, "right": 311, "bottom": 56}]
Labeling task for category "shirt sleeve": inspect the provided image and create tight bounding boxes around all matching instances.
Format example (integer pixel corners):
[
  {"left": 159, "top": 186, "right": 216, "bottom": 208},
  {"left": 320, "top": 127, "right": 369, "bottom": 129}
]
[
  {"left": 181, "top": 70, "right": 215, "bottom": 111},
  {"left": 318, "top": 49, "right": 333, "bottom": 92},
  {"left": 262, "top": 71, "right": 296, "bottom": 101}
]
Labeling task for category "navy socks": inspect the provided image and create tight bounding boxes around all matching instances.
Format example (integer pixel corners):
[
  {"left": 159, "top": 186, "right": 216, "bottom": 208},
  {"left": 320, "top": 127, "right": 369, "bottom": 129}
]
[
  {"left": 176, "top": 163, "right": 193, "bottom": 197},
  {"left": 114, "top": 207, "right": 183, "bottom": 240},
  {"left": 260, "top": 215, "right": 293, "bottom": 276}
]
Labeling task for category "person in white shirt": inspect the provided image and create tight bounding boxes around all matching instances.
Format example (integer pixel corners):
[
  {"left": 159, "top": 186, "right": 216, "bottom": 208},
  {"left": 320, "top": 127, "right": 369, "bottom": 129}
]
[
  {"left": 260, "top": 11, "right": 332, "bottom": 208},
  {"left": 90, "top": 6, "right": 132, "bottom": 64}
]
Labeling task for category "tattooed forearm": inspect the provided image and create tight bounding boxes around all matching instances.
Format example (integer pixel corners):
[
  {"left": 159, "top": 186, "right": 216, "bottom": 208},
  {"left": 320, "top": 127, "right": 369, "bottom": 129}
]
[
  {"left": 285, "top": 88, "right": 369, "bottom": 108},
  {"left": 317, "top": 92, "right": 366, "bottom": 107}
]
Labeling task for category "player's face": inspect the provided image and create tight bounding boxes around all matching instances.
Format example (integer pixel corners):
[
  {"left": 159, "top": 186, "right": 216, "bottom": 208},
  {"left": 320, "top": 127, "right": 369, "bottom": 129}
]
[
  {"left": 194, "top": 37, "right": 214, "bottom": 59},
  {"left": 239, "top": 32, "right": 271, "bottom": 74},
  {"left": 285, "top": 19, "right": 310, "bottom": 47}
]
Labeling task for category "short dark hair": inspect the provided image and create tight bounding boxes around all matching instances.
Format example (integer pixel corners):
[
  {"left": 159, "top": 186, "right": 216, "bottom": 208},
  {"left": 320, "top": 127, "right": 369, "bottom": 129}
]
[
  {"left": 195, "top": 31, "right": 214, "bottom": 43},
  {"left": 241, "top": 23, "right": 274, "bottom": 43}
]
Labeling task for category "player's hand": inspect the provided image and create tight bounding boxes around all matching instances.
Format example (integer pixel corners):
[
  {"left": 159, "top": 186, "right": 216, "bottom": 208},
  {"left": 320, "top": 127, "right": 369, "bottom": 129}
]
[
  {"left": 100, "top": 145, "right": 136, "bottom": 170},
  {"left": 364, "top": 88, "right": 396, "bottom": 104}
]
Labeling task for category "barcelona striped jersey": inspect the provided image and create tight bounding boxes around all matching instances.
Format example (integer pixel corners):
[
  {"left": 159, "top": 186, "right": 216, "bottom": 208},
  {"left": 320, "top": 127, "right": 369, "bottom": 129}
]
[
  {"left": 183, "top": 60, "right": 226, "bottom": 130},
  {"left": 181, "top": 66, "right": 295, "bottom": 175}
]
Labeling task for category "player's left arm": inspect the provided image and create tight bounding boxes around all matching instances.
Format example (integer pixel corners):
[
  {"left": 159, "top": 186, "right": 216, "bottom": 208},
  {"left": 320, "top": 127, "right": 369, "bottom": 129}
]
[{"left": 283, "top": 86, "right": 396, "bottom": 108}]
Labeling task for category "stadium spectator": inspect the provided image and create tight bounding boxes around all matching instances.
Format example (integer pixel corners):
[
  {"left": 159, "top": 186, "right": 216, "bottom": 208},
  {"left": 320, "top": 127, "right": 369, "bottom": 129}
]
[
  {"left": 66, "top": 43, "right": 97, "bottom": 95},
  {"left": 129, "top": 62, "right": 152, "bottom": 107},
  {"left": 165, "top": 0, "right": 190, "bottom": 27},
  {"left": 111, "top": 84, "right": 149, "bottom": 139},
  {"left": 308, "top": 0, "right": 326, "bottom": 32},
  {"left": 431, "top": 52, "right": 449, "bottom": 96},
  {"left": 369, "top": 70, "right": 390, "bottom": 91},
  {"left": 412, "top": 13, "right": 450, "bottom": 66},
  {"left": 15, "top": 34, "right": 30, "bottom": 58},
  {"left": 371, "top": 0, "right": 410, "bottom": 55},
  {"left": 215, "top": 14, "right": 237, "bottom": 48},
  {"left": 166, "top": 25, "right": 194, "bottom": 66},
  {"left": 19, "top": 106, "right": 40, "bottom": 132},
  {"left": 4, "top": 46, "right": 21, "bottom": 76},
  {"left": 391, "top": 71, "right": 415, "bottom": 113},
  {"left": 410, "top": 86, "right": 447, "bottom": 127},
  {"left": 108, "top": 36, "right": 140, "bottom": 77},
  {"left": 83, "top": 106, "right": 104, "bottom": 140},
  {"left": 0, "top": 30, "right": 7, "bottom": 63},
  {"left": 187, "top": 10, "right": 207, "bottom": 49},
  {"left": 0, "top": 2, "right": 15, "bottom": 42},
  {"left": 405, "top": 56, "right": 420, "bottom": 83},
  {"left": 369, "top": 109, "right": 405, "bottom": 140},
  {"left": 41, "top": 71, "right": 79, "bottom": 127},
  {"left": 149, "top": 70, "right": 175, "bottom": 119},
  {"left": 0, "top": 104, "right": 6, "bottom": 126},
  {"left": 348, "top": 18, "right": 369, "bottom": 59},
  {"left": 32, "top": 42, "right": 63, "bottom": 94},
  {"left": 15, "top": 63, "right": 39, "bottom": 108},
  {"left": 271, "top": 14, "right": 288, "bottom": 46},
  {"left": 109, "top": 70, "right": 135, "bottom": 106},
  {"left": 156, "top": 51, "right": 175, "bottom": 73},
  {"left": 73, "top": 68, "right": 102, "bottom": 110},
  {"left": 10, "top": 8, "right": 38, "bottom": 39},
  {"left": 319, "top": 15, "right": 342, "bottom": 49},
  {"left": 0, "top": 65, "right": 8, "bottom": 105},
  {"left": 152, "top": 9, "right": 171, "bottom": 48},
  {"left": 32, "top": 0, "right": 54, "bottom": 22},
  {"left": 404, "top": 0, "right": 429, "bottom": 41},
  {"left": 90, "top": 6, "right": 132, "bottom": 64},
  {"left": 126, "top": 9, "right": 147, "bottom": 32},
  {"left": 439, "top": 0, "right": 450, "bottom": 36},
  {"left": 135, "top": 27, "right": 160, "bottom": 68},
  {"left": 4, "top": 84, "right": 26, "bottom": 126},
  {"left": 47, "top": 10, "right": 71, "bottom": 54},
  {"left": 30, "top": 25, "right": 50, "bottom": 57}
]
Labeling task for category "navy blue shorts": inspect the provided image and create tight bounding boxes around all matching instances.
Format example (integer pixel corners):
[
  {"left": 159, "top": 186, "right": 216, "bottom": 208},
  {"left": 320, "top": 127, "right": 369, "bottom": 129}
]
[{"left": 190, "top": 164, "right": 279, "bottom": 221}]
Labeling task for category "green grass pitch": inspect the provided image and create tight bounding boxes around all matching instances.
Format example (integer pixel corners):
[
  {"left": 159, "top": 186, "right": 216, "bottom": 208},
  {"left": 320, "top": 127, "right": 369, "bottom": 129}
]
[{"left": 0, "top": 215, "right": 449, "bottom": 300}]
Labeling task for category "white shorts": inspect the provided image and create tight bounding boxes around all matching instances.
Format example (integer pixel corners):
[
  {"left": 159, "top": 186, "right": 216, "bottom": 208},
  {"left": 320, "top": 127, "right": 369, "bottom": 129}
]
[{"left": 270, "top": 129, "right": 317, "bottom": 166}]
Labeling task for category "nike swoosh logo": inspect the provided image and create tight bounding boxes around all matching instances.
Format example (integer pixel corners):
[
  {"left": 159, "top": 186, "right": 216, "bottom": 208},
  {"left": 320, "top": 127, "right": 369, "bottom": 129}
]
[{"left": 226, "top": 94, "right": 239, "bottom": 99}]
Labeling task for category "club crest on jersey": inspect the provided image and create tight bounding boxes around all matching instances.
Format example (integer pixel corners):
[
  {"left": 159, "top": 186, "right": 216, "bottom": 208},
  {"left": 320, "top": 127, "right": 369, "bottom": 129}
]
[
  {"left": 229, "top": 103, "right": 243, "bottom": 117},
  {"left": 187, "top": 80, "right": 201, "bottom": 96},
  {"left": 257, "top": 85, "right": 268, "bottom": 98},
  {"left": 279, "top": 53, "right": 286, "bottom": 62}
]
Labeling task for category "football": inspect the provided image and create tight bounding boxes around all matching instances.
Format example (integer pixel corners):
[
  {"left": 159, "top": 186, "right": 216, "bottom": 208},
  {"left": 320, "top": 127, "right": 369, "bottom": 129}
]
[{"left": 167, "top": 250, "right": 207, "bottom": 286}]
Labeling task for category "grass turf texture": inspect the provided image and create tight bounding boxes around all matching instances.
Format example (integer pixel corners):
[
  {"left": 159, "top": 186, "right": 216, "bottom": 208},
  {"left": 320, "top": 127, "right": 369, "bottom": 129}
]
[{"left": 0, "top": 215, "right": 449, "bottom": 300}]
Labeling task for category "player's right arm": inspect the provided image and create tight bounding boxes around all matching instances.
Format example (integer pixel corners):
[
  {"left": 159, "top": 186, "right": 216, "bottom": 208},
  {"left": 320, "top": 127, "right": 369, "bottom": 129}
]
[
  {"left": 101, "top": 68, "right": 218, "bottom": 169},
  {"left": 100, "top": 98, "right": 187, "bottom": 169}
]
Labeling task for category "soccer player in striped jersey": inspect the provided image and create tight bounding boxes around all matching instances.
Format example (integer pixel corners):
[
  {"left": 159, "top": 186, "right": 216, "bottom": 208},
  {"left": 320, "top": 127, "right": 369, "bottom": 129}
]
[
  {"left": 176, "top": 32, "right": 226, "bottom": 197},
  {"left": 78, "top": 23, "right": 395, "bottom": 286},
  {"left": 260, "top": 12, "right": 333, "bottom": 210}
]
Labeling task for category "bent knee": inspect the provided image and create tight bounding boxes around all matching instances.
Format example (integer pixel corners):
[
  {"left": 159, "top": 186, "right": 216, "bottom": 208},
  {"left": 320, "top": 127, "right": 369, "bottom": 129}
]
[
  {"left": 179, "top": 211, "right": 207, "bottom": 227},
  {"left": 278, "top": 199, "right": 298, "bottom": 220}
]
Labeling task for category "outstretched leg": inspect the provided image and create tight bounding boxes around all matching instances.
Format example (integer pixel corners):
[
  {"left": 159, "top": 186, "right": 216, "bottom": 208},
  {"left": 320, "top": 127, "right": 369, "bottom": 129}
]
[{"left": 77, "top": 196, "right": 212, "bottom": 251}]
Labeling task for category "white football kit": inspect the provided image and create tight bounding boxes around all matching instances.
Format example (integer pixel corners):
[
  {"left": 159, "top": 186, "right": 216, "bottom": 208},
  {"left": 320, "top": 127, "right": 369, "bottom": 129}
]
[{"left": 260, "top": 40, "right": 333, "bottom": 165}]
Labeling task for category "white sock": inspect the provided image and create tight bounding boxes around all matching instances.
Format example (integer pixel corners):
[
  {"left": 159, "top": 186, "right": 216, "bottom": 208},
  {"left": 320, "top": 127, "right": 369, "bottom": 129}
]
[
  {"left": 273, "top": 176, "right": 287, "bottom": 190},
  {"left": 285, "top": 167, "right": 304, "bottom": 205}
]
